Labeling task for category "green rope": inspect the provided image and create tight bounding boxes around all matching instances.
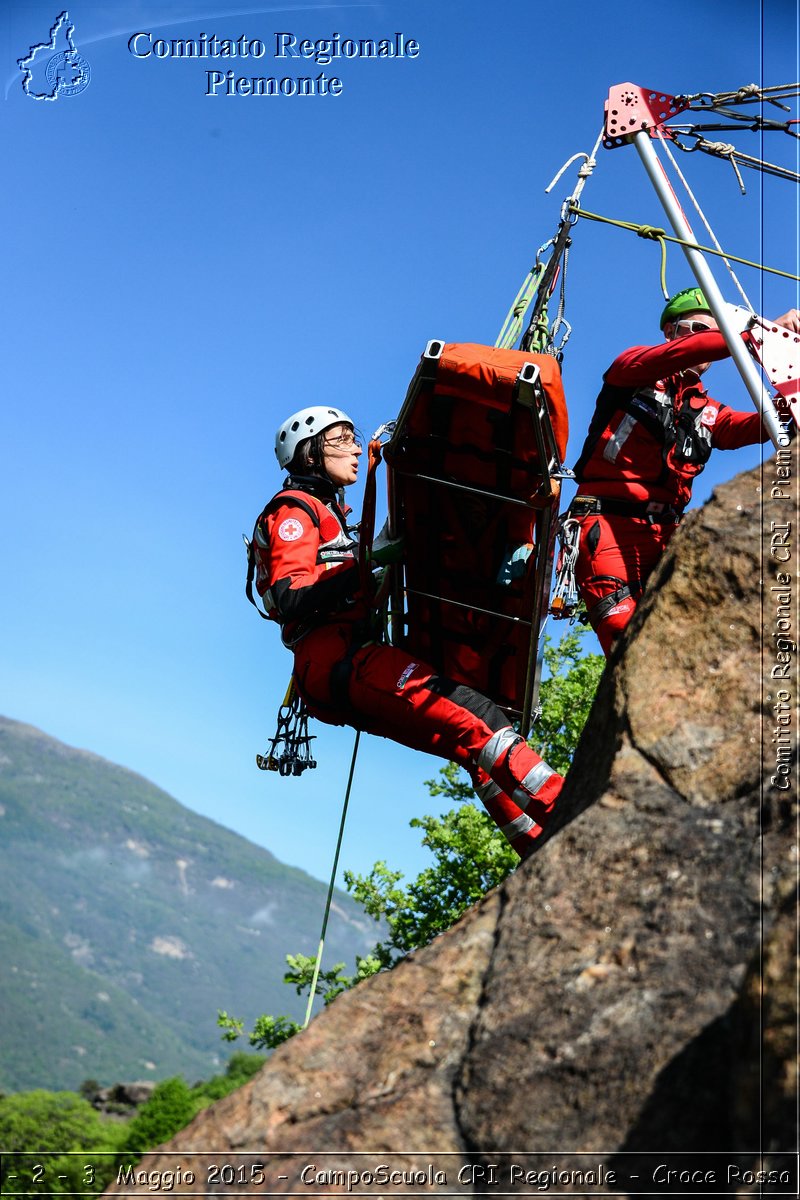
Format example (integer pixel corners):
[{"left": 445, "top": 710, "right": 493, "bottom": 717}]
[
  {"left": 569, "top": 204, "right": 800, "bottom": 284},
  {"left": 637, "top": 226, "right": 670, "bottom": 299},
  {"left": 302, "top": 729, "right": 360, "bottom": 1029},
  {"left": 495, "top": 262, "right": 546, "bottom": 349}
]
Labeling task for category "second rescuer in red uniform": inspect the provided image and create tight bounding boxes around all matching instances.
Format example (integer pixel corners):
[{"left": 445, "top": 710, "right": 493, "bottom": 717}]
[
  {"left": 249, "top": 405, "right": 564, "bottom": 861},
  {"left": 572, "top": 288, "right": 798, "bottom": 654}
]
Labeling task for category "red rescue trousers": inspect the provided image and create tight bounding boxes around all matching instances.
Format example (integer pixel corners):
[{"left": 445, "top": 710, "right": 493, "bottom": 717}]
[
  {"left": 293, "top": 624, "right": 563, "bottom": 859},
  {"left": 575, "top": 513, "right": 678, "bottom": 655}
]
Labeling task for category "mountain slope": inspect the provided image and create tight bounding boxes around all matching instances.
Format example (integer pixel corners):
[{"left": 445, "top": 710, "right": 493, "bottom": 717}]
[{"left": 0, "top": 717, "right": 376, "bottom": 1092}]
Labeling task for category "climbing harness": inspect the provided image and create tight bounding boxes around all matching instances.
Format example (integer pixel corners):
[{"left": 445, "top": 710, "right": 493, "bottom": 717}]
[
  {"left": 582, "top": 577, "right": 642, "bottom": 631},
  {"left": 256, "top": 677, "right": 317, "bottom": 776}
]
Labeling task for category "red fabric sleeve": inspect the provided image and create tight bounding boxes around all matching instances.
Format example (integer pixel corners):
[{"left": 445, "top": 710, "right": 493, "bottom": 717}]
[
  {"left": 604, "top": 331, "right": 730, "bottom": 388},
  {"left": 266, "top": 503, "right": 357, "bottom": 622},
  {"left": 266, "top": 504, "right": 321, "bottom": 591},
  {"left": 710, "top": 405, "right": 769, "bottom": 449}
]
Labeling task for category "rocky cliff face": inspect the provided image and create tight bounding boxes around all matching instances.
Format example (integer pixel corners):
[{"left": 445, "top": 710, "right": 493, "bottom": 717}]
[{"left": 106, "top": 451, "right": 797, "bottom": 1196}]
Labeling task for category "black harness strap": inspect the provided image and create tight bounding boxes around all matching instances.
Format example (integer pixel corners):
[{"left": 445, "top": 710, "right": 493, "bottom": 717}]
[
  {"left": 295, "top": 620, "right": 375, "bottom": 730},
  {"left": 584, "top": 575, "right": 644, "bottom": 628},
  {"left": 245, "top": 492, "right": 322, "bottom": 618},
  {"left": 570, "top": 495, "right": 684, "bottom": 523}
]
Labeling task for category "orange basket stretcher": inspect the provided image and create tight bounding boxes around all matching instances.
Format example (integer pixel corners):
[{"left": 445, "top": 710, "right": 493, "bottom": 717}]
[{"left": 383, "top": 340, "right": 570, "bottom": 736}]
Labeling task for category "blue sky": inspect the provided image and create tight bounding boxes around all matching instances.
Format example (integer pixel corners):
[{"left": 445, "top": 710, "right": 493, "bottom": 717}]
[{"left": 2, "top": 0, "right": 797, "bottom": 892}]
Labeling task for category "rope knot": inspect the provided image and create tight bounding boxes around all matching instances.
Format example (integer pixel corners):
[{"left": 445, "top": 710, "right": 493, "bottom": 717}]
[
  {"left": 706, "top": 140, "right": 736, "bottom": 157},
  {"left": 637, "top": 225, "right": 666, "bottom": 241},
  {"left": 735, "top": 83, "right": 760, "bottom": 101}
]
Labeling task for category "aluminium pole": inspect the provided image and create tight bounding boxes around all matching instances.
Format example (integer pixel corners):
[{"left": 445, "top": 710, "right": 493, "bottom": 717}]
[{"left": 632, "top": 130, "right": 782, "bottom": 448}]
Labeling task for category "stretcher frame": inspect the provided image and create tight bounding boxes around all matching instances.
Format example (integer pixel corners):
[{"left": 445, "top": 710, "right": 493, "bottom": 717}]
[{"left": 384, "top": 339, "right": 567, "bottom": 738}]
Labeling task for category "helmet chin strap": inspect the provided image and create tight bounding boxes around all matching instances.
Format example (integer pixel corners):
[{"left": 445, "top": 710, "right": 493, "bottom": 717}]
[{"left": 286, "top": 469, "right": 341, "bottom": 504}]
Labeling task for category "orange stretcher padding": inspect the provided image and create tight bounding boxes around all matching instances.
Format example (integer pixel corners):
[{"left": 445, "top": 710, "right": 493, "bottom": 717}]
[
  {"left": 430, "top": 343, "right": 568, "bottom": 459},
  {"left": 384, "top": 342, "right": 568, "bottom": 722}
]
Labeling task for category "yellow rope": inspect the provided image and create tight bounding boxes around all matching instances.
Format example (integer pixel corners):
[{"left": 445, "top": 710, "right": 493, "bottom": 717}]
[{"left": 569, "top": 204, "right": 800, "bottom": 284}]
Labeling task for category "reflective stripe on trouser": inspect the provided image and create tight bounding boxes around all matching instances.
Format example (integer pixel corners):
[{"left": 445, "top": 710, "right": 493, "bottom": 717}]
[
  {"left": 294, "top": 627, "right": 563, "bottom": 839},
  {"left": 474, "top": 771, "right": 539, "bottom": 851},
  {"left": 511, "top": 761, "right": 556, "bottom": 811},
  {"left": 477, "top": 726, "right": 520, "bottom": 774},
  {"left": 475, "top": 727, "right": 561, "bottom": 826}
]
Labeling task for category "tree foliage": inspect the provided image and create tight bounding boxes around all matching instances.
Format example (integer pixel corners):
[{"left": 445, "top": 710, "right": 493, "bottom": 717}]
[
  {"left": 344, "top": 803, "right": 517, "bottom": 968},
  {"left": 530, "top": 628, "right": 605, "bottom": 774},
  {"left": 0, "top": 1090, "right": 126, "bottom": 1194},
  {"left": 118, "top": 1077, "right": 195, "bottom": 1157},
  {"left": 188, "top": 1051, "right": 265, "bottom": 1107},
  {"left": 218, "top": 953, "right": 382, "bottom": 1051},
  {"left": 0, "top": 1055, "right": 268, "bottom": 1195}
]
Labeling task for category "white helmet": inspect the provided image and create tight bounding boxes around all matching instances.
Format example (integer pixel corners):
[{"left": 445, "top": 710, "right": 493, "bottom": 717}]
[{"left": 274, "top": 406, "right": 353, "bottom": 469}]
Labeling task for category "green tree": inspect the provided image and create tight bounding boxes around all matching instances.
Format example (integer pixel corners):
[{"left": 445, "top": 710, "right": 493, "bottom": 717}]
[
  {"left": 118, "top": 1077, "right": 195, "bottom": 1157},
  {"left": 344, "top": 802, "right": 516, "bottom": 968},
  {"left": 218, "top": 953, "right": 381, "bottom": 1051},
  {"left": 530, "top": 627, "right": 605, "bottom": 774},
  {"left": 0, "top": 1090, "right": 125, "bottom": 1195},
  {"left": 189, "top": 1051, "right": 266, "bottom": 1108},
  {"left": 0, "top": 1060, "right": 274, "bottom": 1196}
]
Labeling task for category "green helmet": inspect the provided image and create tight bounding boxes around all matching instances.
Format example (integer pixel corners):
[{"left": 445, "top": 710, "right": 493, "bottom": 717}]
[{"left": 660, "top": 287, "right": 711, "bottom": 330}]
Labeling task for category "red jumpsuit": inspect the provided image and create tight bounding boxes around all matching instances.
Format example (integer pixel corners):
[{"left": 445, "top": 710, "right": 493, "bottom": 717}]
[
  {"left": 251, "top": 476, "right": 563, "bottom": 859},
  {"left": 572, "top": 330, "right": 768, "bottom": 654}
]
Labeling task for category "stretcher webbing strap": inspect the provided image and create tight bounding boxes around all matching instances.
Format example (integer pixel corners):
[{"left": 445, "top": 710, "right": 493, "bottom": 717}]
[
  {"left": 487, "top": 405, "right": 515, "bottom": 498},
  {"left": 358, "top": 438, "right": 383, "bottom": 598},
  {"left": 423, "top": 394, "right": 454, "bottom": 658}
]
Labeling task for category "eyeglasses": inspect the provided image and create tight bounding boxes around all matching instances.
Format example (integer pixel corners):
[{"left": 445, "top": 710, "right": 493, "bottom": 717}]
[
  {"left": 673, "top": 318, "right": 714, "bottom": 337},
  {"left": 323, "top": 430, "right": 362, "bottom": 450}
]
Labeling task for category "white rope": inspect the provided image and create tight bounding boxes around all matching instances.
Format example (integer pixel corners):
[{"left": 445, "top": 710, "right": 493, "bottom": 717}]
[{"left": 656, "top": 127, "right": 755, "bottom": 312}]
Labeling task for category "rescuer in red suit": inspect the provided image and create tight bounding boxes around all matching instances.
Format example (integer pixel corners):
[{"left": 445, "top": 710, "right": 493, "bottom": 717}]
[
  {"left": 572, "top": 288, "right": 799, "bottom": 655},
  {"left": 249, "top": 405, "right": 564, "bottom": 861}
]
